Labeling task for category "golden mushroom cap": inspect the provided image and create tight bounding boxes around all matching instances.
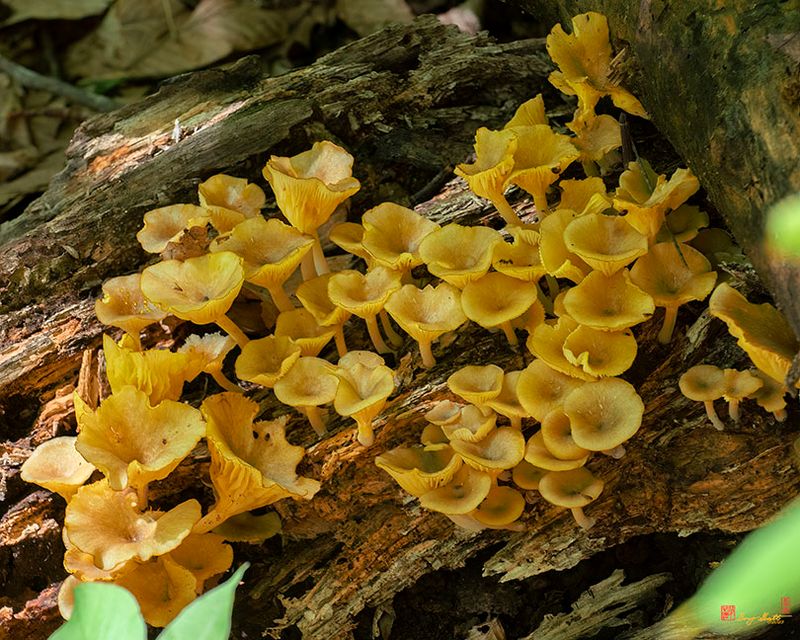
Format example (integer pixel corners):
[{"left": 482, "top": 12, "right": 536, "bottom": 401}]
[
  {"left": 524, "top": 431, "right": 589, "bottom": 471},
  {"left": 484, "top": 370, "right": 531, "bottom": 423},
  {"left": 168, "top": 532, "right": 233, "bottom": 587},
  {"left": 297, "top": 273, "right": 352, "bottom": 326},
  {"left": 384, "top": 283, "right": 467, "bottom": 343},
  {"left": 333, "top": 357, "right": 394, "bottom": 419},
  {"left": 504, "top": 94, "right": 548, "bottom": 129},
  {"left": 425, "top": 400, "right": 465, "bottom": 426},
  {"left": 327, "top": 266, "right": 402, "bottom": 319},
  {"left": 274, "top": 308, "right": 336, "bottom": 356},
  {"left": 95, "top": 273, "right": 167, "bottom": 337},
  {"left": 262, "top": 140, "right": 360, "bottom": 234},
  {"left": 211, "top": 511, "right": 281, "bottom": 543},
  {"left": 563, "top": 378, "right": 644, "bottom": 451},
  {"left": 235, "top": 334, "right": 302, "bottom": 388},
  {"left": 517, "top": 359, "right": 584, "bottom": 422},
  {"left": 441, "top": 405, "right": 497, "bottom": 443},
  {"left": 564, "top": 212, "right": 648, "bottom": 275},
  {"left": 450, "top": 426, "right": 526, "bottom": 474},
  {"left": 209, "top": 216, "right": 314, "bottom": 289},
  {"left": 526, "top": 317, "right": 598, "bottom": 381},
  {"left": 540, "top": 408, "right": 591, "bottom": 460},
  {"left": 21, "top": 436, "right": 95, "bottom": 501},
  {"left": 273, "top": 356, "right": 339, "bottom": 408},
  {"left": 376, "top": 444, "right": 463, "bottom": 496},
  {"left": 538, "top": 467, "right": 605, "bottom": 509},
  {"left": 136, "top": 204, "right": 210, "bottom": 254},
  {"left": 140, "top": 252, "right": 245, "bottom": 325},
  {"left": 472, "top": 485, "right": 526, "bottom": 527},
  {"left": 539, "top": 209, "right": 592, "bottom": 283},
  {"left": 329, "top": 222, "right": 372, "bottom": 263},
  {"left": 177, "top": 332, "right": 236, "bottom": 376},
  {"left": 656, "top": 204, "right": 709, "bottom": 243},
  {"left": 492, "top": 233, "right": 548, "bottom": 282},
  {"left": 198, "top": 173, "right": 265, "bottom": 217},
  {"left": 418, "top": 465, "right": 493, "bottom": 515},
  {"left": 505, "top": 124, "right": 579, "bottom": 200},
  {"left": 511, "top": 460, "right": 548, "bottom": 490},
  {"left": 708, "top": 283, "right": 799, "bottom": 384},
  {"left": 447, "top": 364, "right": 504, "bottom": 405},
  {"left": 629, "top": 242, "right": 717, "bottom": 308},
  {"left": 562, "top": 269, "right": 655, "bottom": 331},
  {"left": 749, "top": 369, "right": 788, "bottom": 414},
  {"left": 418, "top": 224, "right": 503, "bottom": 288},
  {"left": 567, "top": 113, "right": 622, "bottom": 163},
  {"left": 558, "top": 177, "right": 610, "bottom": 216},
  {"left": 454, "top": 127, "right": 518, "bottom": 204},
  {"left": 461, "top": 272, "right": 540, "bottom": 329},
  {"left": 361, "top": 202, "right": 440, "bottom": 272},
  {"left": 678, "top": 364, "right": 726, "bottom": 401},
  {"left": 562, "top": 324, "right": 638, "bottom": 378},
  {"left": 721, "top": 368, "right": 763, "bottom": 402}
]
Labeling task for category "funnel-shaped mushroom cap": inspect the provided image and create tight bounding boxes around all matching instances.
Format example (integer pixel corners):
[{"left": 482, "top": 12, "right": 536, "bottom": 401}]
[
  {"left": 333, "top": 353, "right": 395, "bottom": 446},
  {"left": 361, "top": 203, "right": 441, "bottom": 272},
  {"left": 75, "top": 386, "right": 205, "bottom": 491},
  {"left": 461, "top": 272, "right": 540, "bottom": 330},
  {"left": 526, "top": 317, "right": 597, "bottom": 381},
  {"left": 447, "top": 364, "right": 504, "bottom": 406},
  {"left": 504, "top": 94, "right": 548, "bottom": 129},
  {"left": 562, "top": 324, "right": 638, "bottom": 378},
  {"left": 418, "top": 224, "right": 503, "bottom": 288},
  {"left": 168, "top": 533, "right": 233, "bottom": 588},
  {"left": 568, "top": 113, "right": 622, "bottom": 163},
  {"left": 629, "top": 242, "right": 717, "bottom": 307},
  {"left": 450, "top": 426, "right": 526, "bottom": 474},
  {"left": 418, "top": 465, "right": 493, "bottom": 515},
  {"left": 454, "top": 127, "right": 517, "bottom": 204},
  {"left": 328, "top": 267, "right": 402, "bottom": 318},
  {"left": 177, "top": 332, "right": 235, "bottom": 379},
  {"left": 563, "top": 378, "right": 644, "bottom": 451},
  {"left": 65, "top": 479, "right": 201, "bottom": 570},
  {"left": 564, "top": 212, "right": 648, "bottom": 275},
  {"left": 492, "top": 233, "right": 548, "bottom": 282},
  {"left": 102, "top": 334, "right": 196, "bottom": 405},
  {"left": 262, "top": 141, "right": 360, "bottom": 234},
  {"left": 749, "top": 369, "right": 788, "bottom": 417},
  {"left": 95, "top": 273, "right": 167, "bottom": 340},
  {"left": 114, "top": 555, "right": 198, "bottom": 627},
  {"left": 656, "top": 205, "right": 709, "bottom": 243},
  {"left": 558, "top": 177, "right": 610, "bottom": 216},
  {"left": 563, "top": 269, "right": 655, "bottom": 331},
  {"left": 722, "top": 368, "right": 763, "bottom": 401},
  {"left": 517, "top": 359, "right": 584, "bottom": 421},
  {"left": 524, "top": 431, "right": 589, "bottom": 471},
  {"left": 62, "top": 531, "right": 136, "bottom": 581},
  {"left": 274, "top": 308, "right": 336, "bottom": 356},
  {"left": 511, "top": 460, "right": 548, "bottom": 490},
  {"left": 376, "top": 444, "right": 463, "bottom": 496},
  {"left": 198, "top": 174, "right": 265, "bottom": 217},
  {"left": 425, "top": 400, "right": 465, "bottom": 426},
  {"left": 235, "top": 334, "right": 301, "bottom": 388},
  {"left": 505, "top": 125, "right": 579, "bottom": 209},
  {"left": 540, "top": 408, "right": 591, "bottom": 460},
  {"left": 441, "top": 405, "right": 497, "bottom": 443},
  {"left": 472, "top": 486, "right": 526, "bottom": 527},
  {"left": 140, "top": 252, "right": 245, "bottom": 325},
  {"left": 297, "top": 273, "right": 352, "bottom": 326},
  {"left": 484, "top": 370, "right": 530, "bottom": 426},
  {"left": 329, "top": 222, "right": 373, "bottom": 263},
  {"left": 678, "top": 364, "right": 726, "bottom": 401},
  {"left": 539, "top": 209, "right": 592, "bottom": 283},
  {"left": 708, "top": 283, "right": 800, "bottom": 384},
  {"left": 21, "top": 436, "right": 95, "bottom": 500},
  {"left": 546, "top": 12, "right": 648, "bottom": 118},
  {"left": 136, "top": 204, "right": 210, "bottom": 254},
  {"left": 211, "top": 511, "right": 282, "bottom": 543},
  {"left": 274, "top": 356, "right": 338, "bottom": 409},
  {"left": 197, "top": 393, "right": 320, "bottom": 532},
  {"left": 209, "top": 216, "right": 314, "bottom": 289},
  {"left": 421, "top": 423, "right": 449, "bottom": 445},
  {"left": 538, "top": 467, "right": 605, "bottom": 509}
]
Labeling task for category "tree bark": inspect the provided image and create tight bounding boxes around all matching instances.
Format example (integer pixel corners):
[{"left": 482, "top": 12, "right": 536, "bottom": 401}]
[{"left": 1, "top": 12, "right": 798, "bottom": 640}]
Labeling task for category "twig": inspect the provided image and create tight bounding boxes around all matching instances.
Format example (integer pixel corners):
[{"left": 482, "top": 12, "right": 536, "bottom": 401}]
[{"left": 0, "top": 53, "right": 119, "bottom": 113}]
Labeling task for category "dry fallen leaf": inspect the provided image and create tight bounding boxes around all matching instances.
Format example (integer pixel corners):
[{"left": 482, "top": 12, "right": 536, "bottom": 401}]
[
  {"left": 335, "top": 0, "right": 414, "bottom": 37},
  {"left": 0, "top": 0, "right": 114, "bottom": 26}
]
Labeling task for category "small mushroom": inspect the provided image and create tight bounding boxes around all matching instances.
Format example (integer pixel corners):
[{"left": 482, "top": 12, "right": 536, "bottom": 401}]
[
  {"left": 748, "top": 369, "right": 788, "bottom": 422},
  {"left": 235, "top": 334, "right": 302, "bottom": 388},
  {"left": 20, "top": 436, "right": 95, "bottom": 501},
  {"left": 136, "top": 204, "right": 210, "bottom": 255},
  {"left": 273, "top": 356, "right": 339, "bottom": 435},
  {"left": 511, "top": 460, "right": 549, "bottom": 491},
  {"left": 562, "top": 269, "right": 655, "bottom": 331},
  {"left": 418, "top": 224, "right": 503, "bottom": 288},
  {"left": 678, "top": 364, "right": 727, "bottom": 430},
  {"left": 471, "top": 486, "right": 526, "bottom": 528},
  {"left": 562, "top": 324, "right": 638, "bottom": 378},
  {"left": 461, "top": 272, "right": 541, "bottom": 345},
  {"left": 524, "top": 431, "right": 589, "bottom": 471},
  {"left": 446, "top": 364, "right": 504, "bottom": 406},
  {"left": 333, "top": 351, "right": 395, "bottom": 446},
  {"left": 484, "top": 370, "right": 530, "bottom": 429},
  {"left": 517, "top": 359, "right": 584, "bottom": 422},
  {"left": 95, "top": 273, "right": 167, "bottom": 350},
  {"left": 418, "top": 465, "right": 493, "bottom": 515},
  {"left": 168, "top": 533, "right": 233, "bottom": 592},
  {"left": 449, "top": 427, "right": 526, "bottom": 476},
  {"left": 526, "top": 317, "right": 598, "bottom": 381},
  {"left": 178, "top": 332, "right": 238, "bottom": 392},
  {"left": 563, "top": 211, "right": 648, "bottom": 275},
  {"left": 274, "top": 308, "right": 336, "bottom": 356},
  {"left": 721, "top": 368, "right": 763, "bottom": 423},
  {"left": 537, "top": 467, "right": 605, "bottom": 529},
  {"left": 296, "top": 273, "right": 352, "bottom": 356},
  {"left": 375, "top": 444, "right": 463, "bottom": 496},
  {"left": 440, "top": 405, "right": 497, "bottom": 443},
  {"left": 540, "top": 408, "right": 591, "bottom": 461},
  {"left": 538, "top": 208, "right": 592, "bottom": 283},
  {"left": 198, "top": 173, "right": 265, "bottom": 217}
]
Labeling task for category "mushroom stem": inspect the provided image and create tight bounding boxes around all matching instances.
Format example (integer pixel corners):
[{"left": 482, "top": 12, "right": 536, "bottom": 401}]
[
  {"left": 570, "top": 506, "right": 596, "bottom": 530},
  {"left": 193, "top": 509, "right": 225, "bottom": 535},
  {"left": 126, "top": 332, "right": 143, "bottom": 351},
  {"left": 418, "top": 338, "right": 436, "bottom": 368},
  {"left": 492, "top": 195, "right": 522, "bottom": 227},
  {"left": 379, "top": 310, "right": 404, "bottom": 348},
  {"left": 658, "top": 306, "right": 679, "bottom": 344},
  {"left": 211, "top": 370, "right": 241, "bottom": 393},
  {"left": 300, "top": 252, "right": 316, "bottom": 281},
  {"left": 499, "top": 320, "right": 518, "bottom": 346},
  {"left": 333, "top": 325, "right": 348, "bottom": 357},
  {"left": 365, "top": 315, "right": 393, "bottom": 354},
  {"left": 267, "top": 285, "right": 295, "bottom": 313},
  {"left": 532, "top": 190, "right": 548, "bottom": 215},
  {"left": 137, "top": 483, "right": 149, "bottom": 509},
  {"left": 728, "top": 399, "right": 741, "bottom": 423},
  {"left": 601, "top": 444, "right": 626, "bottom": 459},
  {"left": 215, "top": 315, "right": 250, "bottom": 348},
  {"left": 509, "top": 415, "right": 522, "bottom": 430},
  {"left": 356, "top": 419, "right": 375, "bottom": 447},
  {"left": 535, "top": 282, "right": 554, "bottom": 315},
  {"left": 311, "top": 233, "right": 331, "bottom": 275},
  {"left": 302, "top": 406, "right": 327, "bottom": 436},
  {"left": 703, "top": 400, "right": 725, "bottom": 430}
]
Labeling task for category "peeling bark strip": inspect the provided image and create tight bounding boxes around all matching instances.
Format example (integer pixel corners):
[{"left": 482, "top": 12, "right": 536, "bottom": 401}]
[{"left": 513, "top": 0, "right": 800, "bottom": 337}]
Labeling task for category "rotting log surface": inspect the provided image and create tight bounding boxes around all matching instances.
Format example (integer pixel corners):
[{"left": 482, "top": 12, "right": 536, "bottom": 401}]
[{"left": 1, "top": 13, "right": 799, "bottom": 640}]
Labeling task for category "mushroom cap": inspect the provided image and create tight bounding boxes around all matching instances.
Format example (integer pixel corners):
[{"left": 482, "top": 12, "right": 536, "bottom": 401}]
[
  {"left": 563, "top": 378, "right": 644, "bottom": 451},
  {"left": 454, "top": 127, "right": 517, "bottom": 205},
  {"left": 461, "top": 272, "right": 540, "bottom": 329},
  {"left": 262, "top": 141, "right": 360, "bottom": 234},
  {"left": 564, "top": 212, "right": 648, "bottom": 275},
  {"left": 492, "top": 233, "right": 548, "bottom": 282},
  {"left": 656, "top": 204, "right": 709, "bottom": 243},
  {"left": 140, "top": 252, "right": 245, "bottom": 325},
  {"left": 95, "top": 273, "right": 167, "bottom": 337},
  {"left": 274, "top": 308, "right": 336, "bottom": 356},
  {"left": 567, "top": 113, "right": 622, "bottom": 163},
  {"left": 505, "top": 124, "right": 579, "bottom": 199},
  {"left": 327, "top": 266, "right": 402, "bottom": 319},
  {"left": 333, "top": 357, "right": 394, "bottom": 420},
  {"left": 485, "top": 370, "right": 531, "bottom": 422},
  {"left": 539, "top": 209, "right": 592, "bottom": 283},
  {"left": 678, "top": 364, "right": 726, "bottom": 402},
  {"left": 177, "top": 332, "right": 236, "bottom": 377},
  {"left": 558, "top": 177, "right": 610, "bottom": 216},
  {"left": 75, "top": 386, "right": 206, "bottom": 491},
  {"left": 425, "top": 400, "right": 465, "bottom": 426},
  {"left": 421, "top": 423, "right": 450, "bottom": 446},
  {"left": 209, "top": 216, "right": 314, "bottom": 289},
  {"left": 296, "top": 273, "right": 351, "bottom": 326},
  {"left": 472, "top": 485, "right": 526, "bottom": 527},
  {"left": 418, "top": 465, "right": 493, "bottom": 515},
  {"left": 136, "top": 204, "right": 210, "bottom": 254},
  {"left": 198, "top": 173, "right": 265, "bottom": 217},
  {"left": 211, "top": 511, "right": 281, "bottom": 543},
  {"left": 375, "top": 444, "right": 463, "bottom": 496},
  {"left": 721, "top": 368, "right": 763, "bottom": 401},
  {"left": 526, "top": 317, "right": 598, "bottom": 381},
  {"left": 629, "top": 242, "right": 717, "bottom": 308},
  {"left": 235, "top": 334, "right": 301, "bottom": 388},
  {"left": 446, "top": 364, "right": 504, "bottom": 405},
  {"left": 562, "top": 269, "right": 655, "bottom": 331},
  {"left": 517, "top": 359, "right": 585, "bottom": 421},
  {"left": 329, "top": 222, "right": 373, "bottom": 263},
  {"left": 524, "top": 431, "right": 589, "bottom": 471},
  {"left": 418, "top": 224, "right": 503, "bottom": 288},
  {"left": 274, "top": 357, "right": 339, "bottom": 408},
  {"left": 748, "top": 369, "right": 788, "bottom": 413},
  {"left": 504, "top": 94, "right": 548, "bottom": 129},
  {"left": 708, "top": 282, "right": 800, "bottom": 384},
  {"left": 168, "top": 532, "right": 233, "bottom": 588},
  {"left": 21, "top": 436, "right": 95, "bottom": 500},
  {"left": 511, "top": 459, "right": 549, "bottom": 490},
  {"left": 361, "top": 203, "right": 440, "bottom": 272},
  {"left": 540, "top": 408, "right": 591, "bottom": 460},
  {"left": 385, "top": 283, "right": 467, "bottom": 343},
  {"left": 562, "top": 324, "right": 638, "bottom": 378},
  {"left": 441, "top": 405, "right": 497, "bottom": 443},
  {"left": 537, "top": 467, "right": 605, "bottom": 509},
  {"left": 450, "top": 426, "right": 526, "bottom": 474}
]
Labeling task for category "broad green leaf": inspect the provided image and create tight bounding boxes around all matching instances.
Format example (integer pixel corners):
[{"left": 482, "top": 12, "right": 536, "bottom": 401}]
[
  {"left": 158, "top": 563, "right": 249, "bottom": 640},
  {"left": 766, "top": 193, "right": 800, "bottom": 258},
  {"left": 49, "top": 582, "right": 146, "bottom": 640}
]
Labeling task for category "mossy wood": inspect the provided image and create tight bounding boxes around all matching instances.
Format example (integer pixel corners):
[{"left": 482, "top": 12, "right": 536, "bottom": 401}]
[{"left": 0, "top": 15, "right": 798, "bottom": 640}]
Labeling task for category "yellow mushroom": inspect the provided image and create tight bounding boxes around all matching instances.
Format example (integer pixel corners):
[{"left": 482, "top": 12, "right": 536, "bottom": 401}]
[
  {"left": 418, "top": 465, "right": 493, "bottom": 515},
  {"left": 449, "top": 426, "right": 526, "bottom": 476},
  {"left": 563, "top": 211, "right": 648, "bottom": 276},
  {"left": 678, "top": 364, "right": 727, "bottom": 430},
  {"left": 517, "top": 359, "right": 584, "bottom": 422},
  {"left": 538, "top": 467, "right": 605, "bottom": 529},
  {"left": 235, "top": 334, "right": 301, "bottom": 388},
  {"left": 273, "top": 356, "right": 339, "bottom": 435},
  {"left": 20, "top": 436, "right": 95, "bottom": 501},
  {"left": 418, "top": 223, "right": 503, "bottom": 288},
  {"left": 721, "top": 368, "right": 763, "bottom": 423},
  {"left": 375, "top": 444, "right": 463, "bottom": 496},
  {"left": 95, "top": 273, "right": 167, "bottom": 350},
  {"left": 562, "top": 269, "right": 654, "bottom": 331},
  {"left": 136, "top": 204, "right": 210, "bottom": 255},
  {"left": 197, "top": 173, "right": 265, "bottom": 217},
  {"left": 524, "top": 431, "right": 589, "bottom": 471},
  {"left": 274, "top": 307, "right": 336, "bottom": 356},
  {"left": 296, "top": 273, "right": 352, "bottom": 356},
  {"left": 446, "top": 364, "right": 504, "bottom": 406},
  {"left": 333, "top": 351, "right": 395, "bottom": 446}
]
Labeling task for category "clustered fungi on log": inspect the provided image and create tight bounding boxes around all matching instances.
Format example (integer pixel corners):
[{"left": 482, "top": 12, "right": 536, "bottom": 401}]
[{"left": 1, "top": 12, "right": 800, "bottom": 640}]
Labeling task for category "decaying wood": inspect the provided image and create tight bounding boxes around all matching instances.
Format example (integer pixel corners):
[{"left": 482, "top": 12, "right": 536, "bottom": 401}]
[{"left": 1, "top": 12, "right": 799, "bottom": 640}]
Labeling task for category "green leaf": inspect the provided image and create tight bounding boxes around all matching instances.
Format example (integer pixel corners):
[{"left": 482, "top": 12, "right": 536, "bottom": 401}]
[
  {"left": 157, "top": 563, "right": 249, "bottom": 640},
  {"left": 49, "top": 582, "right": 146, "bottom": 640},
  {"left": 765, "top": 193, "right": 800, "bottom": 257}
]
